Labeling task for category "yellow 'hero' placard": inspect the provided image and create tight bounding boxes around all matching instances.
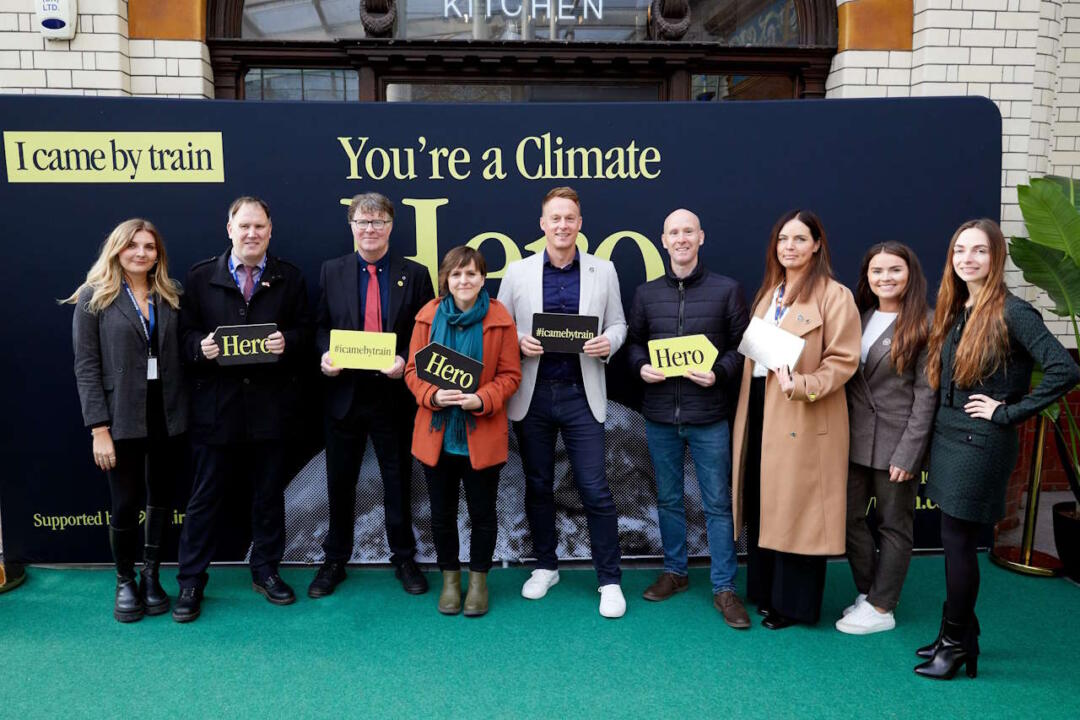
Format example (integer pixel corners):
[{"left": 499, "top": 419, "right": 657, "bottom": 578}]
[
  {"left": 647, "top": 334, "right": 719, "bottom": 378},
  {"left": 3, "top": 131, "right": 224, "bottom": 183},
  {"left": 329, "top": 330, "right": 397, "bottom": 370}
]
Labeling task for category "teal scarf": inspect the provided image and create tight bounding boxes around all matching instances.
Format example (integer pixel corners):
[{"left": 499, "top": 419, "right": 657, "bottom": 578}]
[{"left": 429, "top": 289, "right": 489, "bottom": 456}]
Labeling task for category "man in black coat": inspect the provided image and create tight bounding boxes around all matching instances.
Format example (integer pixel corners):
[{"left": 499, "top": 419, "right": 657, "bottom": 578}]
[
  {"left": 173, "top": 196, "right": 312, "bottom": 622},
  {"left": 625, "top": 208, "right": 751, "bottom": 628},
  {"left": 307, "top": 192, "right": 435, "bottom": 599}
]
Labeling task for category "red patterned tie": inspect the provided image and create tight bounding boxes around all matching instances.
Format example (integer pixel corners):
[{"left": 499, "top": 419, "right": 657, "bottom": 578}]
[
  {"left": 364, "top": 264, "right": 382, "bottom": 332},
  {"left": 241, "top": 265, "right": 255, "bottom": 302}
]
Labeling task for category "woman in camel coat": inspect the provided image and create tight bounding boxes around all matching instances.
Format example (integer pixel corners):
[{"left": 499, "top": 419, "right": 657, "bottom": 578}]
[{"left": 731, "top": 209, "right": 861, "bottom": 629}]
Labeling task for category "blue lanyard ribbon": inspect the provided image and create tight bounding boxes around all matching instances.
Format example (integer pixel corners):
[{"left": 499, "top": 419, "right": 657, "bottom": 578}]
[
  {"left": 122, "top": 281, "right": 156, "bottom": 356},
  {"left": 773, "top": 282, "right": 786, "bottom": 323}
]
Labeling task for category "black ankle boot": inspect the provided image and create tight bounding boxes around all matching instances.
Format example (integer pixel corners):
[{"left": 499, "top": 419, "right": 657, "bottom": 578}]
[
  {"left": 916, "top": 603, "right": 947, "bottom": 659},
  {"left": 139, "top": 506, "right": 170, "bottom": 615},
  {"left": 109, "top": 525, "right": 145, "bottom": 623},
  {"left": 914, "top": 618, "right": 978, "bottom": 680},
  {"left": 917, "top": 604, "right": 981, "bottom": 659}
]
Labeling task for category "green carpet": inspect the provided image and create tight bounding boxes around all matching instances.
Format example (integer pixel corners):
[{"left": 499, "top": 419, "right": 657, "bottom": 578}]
[{"left": 1, "top": 556, "right": 1076, "bottom": 719}]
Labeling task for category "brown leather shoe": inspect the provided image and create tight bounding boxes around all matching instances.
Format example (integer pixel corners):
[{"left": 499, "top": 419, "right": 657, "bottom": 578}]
[
  {"left": 714, "top": 590, "right": 751, "bottom": 629},
  {"left": 642, "top": 572, "right": 689, "bottom": 601}
]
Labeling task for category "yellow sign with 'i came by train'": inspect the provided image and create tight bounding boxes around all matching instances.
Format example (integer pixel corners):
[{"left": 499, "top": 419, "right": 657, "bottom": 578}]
[
  {"left": 647, "top": 334, "right": 719, "bottom": 378},
  {"left": 3, "top": 131, "right": 224, "bottom": 183}
]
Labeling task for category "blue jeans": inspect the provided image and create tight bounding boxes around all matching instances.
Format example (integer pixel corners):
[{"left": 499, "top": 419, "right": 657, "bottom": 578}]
[
  {"left": 515, "top": 381, "right": 622, "bottom": 585},
  {"left": 645, "top": 419, "right": 737, "bottom": 594}
]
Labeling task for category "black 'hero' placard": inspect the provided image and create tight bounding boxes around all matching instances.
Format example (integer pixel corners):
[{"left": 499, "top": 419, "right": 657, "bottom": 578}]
[
  {"left": 414, "top": 342, "right": 482, "bottom": 392},
  {"left": 214, "top": 323, "right": 278, "bottom": 366}
]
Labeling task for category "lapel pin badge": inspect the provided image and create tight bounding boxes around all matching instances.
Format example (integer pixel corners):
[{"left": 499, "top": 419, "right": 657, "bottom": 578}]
[
  {"left": 797, "top": 314, "right": 804, "bottom": 322},
  {"left": 397, "top": 280, "right": 404, "bottom": 287},
  {"left": 882, "top": 338, "right": 891, "bottom": 347},
  {"left": 260, "top": 281, "right": 270, "bottom": 287}
]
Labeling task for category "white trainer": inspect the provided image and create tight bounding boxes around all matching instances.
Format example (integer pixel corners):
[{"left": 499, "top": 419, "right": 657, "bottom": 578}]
[
  {"left": 841, "top": 593, "right": 868, "bottom": 617},
  {"left": 835, "top": 600, "right": 895, "bottom": 635},
  {"left": 598, "top": 584, "right": 626, "bottom": 619},
  {"left": 521, "top": 569, "right": 560, "bottom": 600}
]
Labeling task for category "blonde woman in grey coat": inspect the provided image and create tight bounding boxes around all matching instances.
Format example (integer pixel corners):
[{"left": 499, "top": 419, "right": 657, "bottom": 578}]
[{"left": 65, "top": 219, "right": 187, "bottom": 623}]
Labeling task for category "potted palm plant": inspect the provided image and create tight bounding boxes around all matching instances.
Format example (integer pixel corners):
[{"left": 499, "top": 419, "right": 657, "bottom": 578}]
[{"left": 1012, "top": 175, "right": 1080, "bottom": 581}]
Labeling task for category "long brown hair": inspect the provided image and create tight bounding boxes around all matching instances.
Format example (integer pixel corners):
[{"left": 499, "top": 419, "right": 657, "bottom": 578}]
[
  {"left": 854, "top": 242, "right": 930, "bottom": 374},
  {"left": 752, "top": 209, "right": 835, "bottom": 311},
  {"left": 62, "top": 218, "right": 181, "bottom": 312},
  {"left": 926, "top": 219, "right": 1009, "bottom": 389}
]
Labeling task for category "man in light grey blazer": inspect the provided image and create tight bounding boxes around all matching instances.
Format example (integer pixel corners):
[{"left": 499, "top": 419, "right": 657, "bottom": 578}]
[{"left": 497, "top": 186, "right": 628, "bottom": 618}]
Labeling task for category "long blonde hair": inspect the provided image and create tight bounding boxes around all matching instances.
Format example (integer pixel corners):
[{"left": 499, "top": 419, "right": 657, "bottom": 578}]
[
  {"left": 926, "top": 219, "right": 1009, "bottom": 390},
  {"left": 62, "top": 218, "right": 181, "bottom": 312}
]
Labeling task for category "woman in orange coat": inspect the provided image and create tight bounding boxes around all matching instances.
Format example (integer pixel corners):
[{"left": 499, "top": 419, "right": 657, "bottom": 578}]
[{"left": 405, "top": 246, "right": 522, "bottom": 617}]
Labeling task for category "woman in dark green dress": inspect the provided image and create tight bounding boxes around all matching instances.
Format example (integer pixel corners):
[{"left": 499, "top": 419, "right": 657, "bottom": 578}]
[{"left": 919, "top": 218, "right": 1079, "bottom": 679}]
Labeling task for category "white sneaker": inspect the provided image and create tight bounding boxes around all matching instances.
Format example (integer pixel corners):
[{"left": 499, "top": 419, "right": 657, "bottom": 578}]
[
  {"left": 521, "top": 569, "right": 560, "bottom": 600},
  {"left": 841, "top": 593, "right": 868, "bottom": 617},
  {"left": 835, "top": 600, "right": 895, "bottom": 635},
  {"left": 598, "top": 584, "right": 626, "bottom": 619}
]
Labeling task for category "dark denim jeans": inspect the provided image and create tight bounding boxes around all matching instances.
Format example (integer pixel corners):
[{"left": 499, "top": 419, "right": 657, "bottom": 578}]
[
  {"left": 515, "top": 381, "right": 622, "bottom": 585},
  {"left": 645, "top": 419, "right": 737, "bottom": 594}
]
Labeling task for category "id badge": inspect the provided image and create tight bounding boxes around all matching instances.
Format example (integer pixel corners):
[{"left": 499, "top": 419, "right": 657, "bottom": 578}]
[{"left": 147, "top": 357, "right": 159, "bottom": 380}]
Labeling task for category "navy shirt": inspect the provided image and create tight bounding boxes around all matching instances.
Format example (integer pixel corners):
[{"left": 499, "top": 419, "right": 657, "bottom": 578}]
[
  {"left": 537, "top": 249, "right": 584, "bottom": 384},
  {"left": 357, "top": 251, "right": 391, "bottom": 330}
]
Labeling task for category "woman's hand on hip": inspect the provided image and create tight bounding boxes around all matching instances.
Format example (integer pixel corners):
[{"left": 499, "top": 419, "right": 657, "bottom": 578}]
[{"left": 964, "top": 393, "right": 1002, "bottom": 421}]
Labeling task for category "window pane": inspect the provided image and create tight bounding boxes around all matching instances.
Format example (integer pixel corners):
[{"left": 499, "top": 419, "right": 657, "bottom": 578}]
[
  {"left": 244, "top": 68, "right": 358, "bottom": 102},
  {"left": 691, "top": 73, "right": 794, "bottom": 101},
  {"left": 385, "top": 82, "right": 660, "bottom": 102},
  {"left": 242, "top": 0, "right": 803, "bottom": 46}
]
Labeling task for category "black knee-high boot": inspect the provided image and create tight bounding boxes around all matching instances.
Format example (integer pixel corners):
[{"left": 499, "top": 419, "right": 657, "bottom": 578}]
[
  {"left": 110, "top": 525, "right": 144, "bottom": 623},
  {"left": 914, "top": 617, "right": 979, "bottom": 680},
  {"left": 139, "top": 506, "right": 170, "bottom": 615}
]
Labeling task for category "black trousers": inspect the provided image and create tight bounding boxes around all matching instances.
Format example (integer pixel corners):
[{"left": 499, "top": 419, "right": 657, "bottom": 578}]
[
  {"left": 845, "top": 462, "right": 917, "bottom": 611},
  {"left": 177, "top": 441, "right": 287, "bottom": 588},
  {"left": 423, "top": 453, "right": 501, "bottom": 573},
  {"left": 106, "top": 381, "right": 181, "bottom": 529},
  {"left": 940, "top": 511, "right": 983, "bottom": 623},
  {"left": 744, "top": 377, "right": 827, "bottom": 624},
  {"left": 323, "top": 397, "right": 418, "bottom": 564}
]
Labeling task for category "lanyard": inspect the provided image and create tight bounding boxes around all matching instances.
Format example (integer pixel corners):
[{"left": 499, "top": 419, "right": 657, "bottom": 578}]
[
  {"left": 122, "top": 281, "right": 156, "bottom": 356},
  {"left": 773, "top": 282, "right": 786, "bottom": 323},
  {"left": 229, "top": 255, "right": 263, "bottom": 292}
]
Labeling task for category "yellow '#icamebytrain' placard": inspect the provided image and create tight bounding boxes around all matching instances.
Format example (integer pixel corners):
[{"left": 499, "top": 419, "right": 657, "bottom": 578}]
[
  {"left": 3, "top": 131, "right": 224, "bottom": 183},
  {"left": 329, "top": 329, "right": 397, "bottom": 370},
  {"left": 647, "top": 334, "right": 719, "bottom": 378}
]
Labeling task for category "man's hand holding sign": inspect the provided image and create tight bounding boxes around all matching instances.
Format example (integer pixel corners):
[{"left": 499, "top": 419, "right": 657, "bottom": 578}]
[{"left": 642, "top": 334, "right": 720, "bottom": 386}]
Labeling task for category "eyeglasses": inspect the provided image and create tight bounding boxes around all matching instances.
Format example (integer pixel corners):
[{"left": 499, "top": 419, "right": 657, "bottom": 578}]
[{"left": 351, "top": 219, "right": 391, "bottom": 230}]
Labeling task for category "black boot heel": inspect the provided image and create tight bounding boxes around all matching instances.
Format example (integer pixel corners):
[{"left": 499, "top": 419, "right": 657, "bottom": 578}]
[{"left": 966, "top": 655, "right": 978, "bottom": 679}]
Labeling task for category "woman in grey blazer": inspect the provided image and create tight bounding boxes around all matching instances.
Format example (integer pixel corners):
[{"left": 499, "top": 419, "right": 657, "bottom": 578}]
[
  {"left": 837, "top": 242, "right": 934, "bottom": 636},
  {"left": 916, "top": 219, "right": 1078, "bottom": 679},
  {"left": 65, "top": 218, "right": 187, "bottom": 623}
]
